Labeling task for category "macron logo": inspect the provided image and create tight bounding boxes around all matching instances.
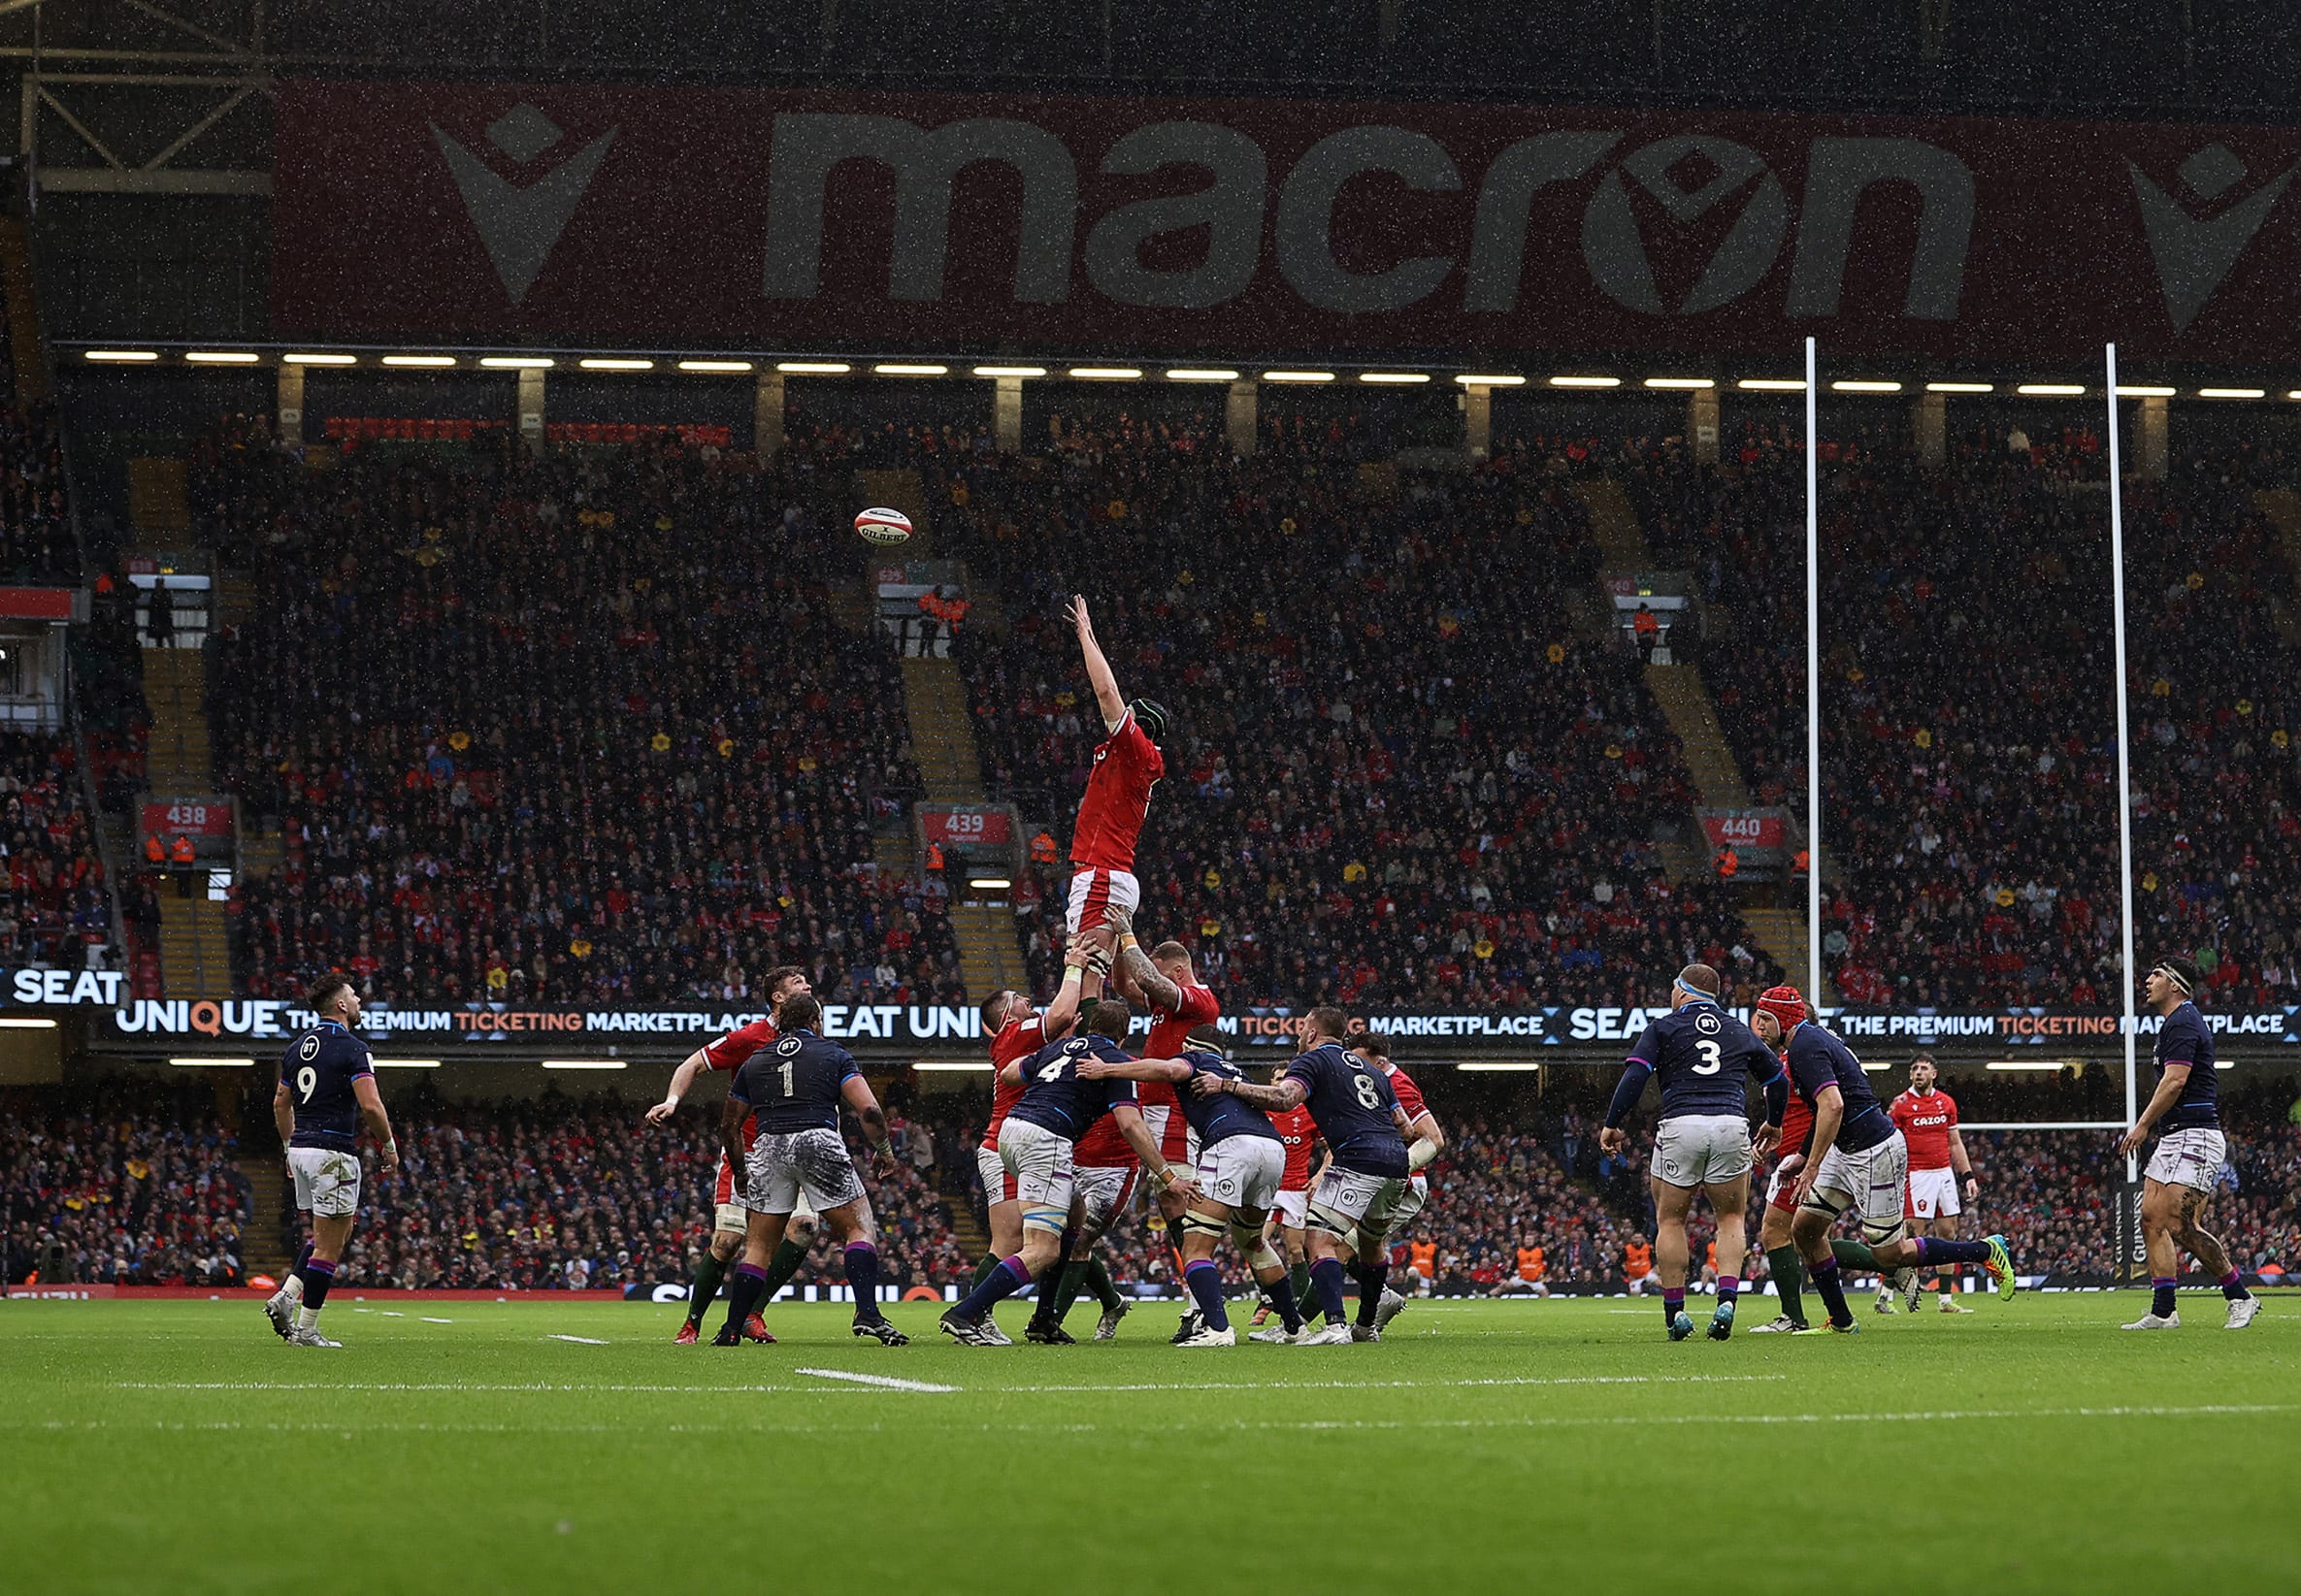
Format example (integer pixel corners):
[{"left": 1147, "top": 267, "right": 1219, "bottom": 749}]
[
  {"left": 433, "top": 104, "right": 617, "bottom": 304},
  {"left": 2128, "top": 143, "right": 2297, "bottom": 334}
]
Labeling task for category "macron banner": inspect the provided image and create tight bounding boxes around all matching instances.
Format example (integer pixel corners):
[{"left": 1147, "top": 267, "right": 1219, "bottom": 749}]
[{"left": 274, "top": 81, "right": 2301, "bottom": 361}]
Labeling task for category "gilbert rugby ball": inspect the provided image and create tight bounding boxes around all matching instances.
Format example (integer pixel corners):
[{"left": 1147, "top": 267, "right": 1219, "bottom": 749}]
[{"left": 855, "top": 506, "right": 912, "bottom": 545}]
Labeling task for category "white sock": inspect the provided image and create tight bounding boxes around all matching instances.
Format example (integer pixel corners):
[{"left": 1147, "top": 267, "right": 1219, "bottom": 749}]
[
  {"left": 295, "top": 1304, "right": 320, "bottom": 1331},
  {"left": 281, "top": 1274, "right": 305, "bottom": 1303}
]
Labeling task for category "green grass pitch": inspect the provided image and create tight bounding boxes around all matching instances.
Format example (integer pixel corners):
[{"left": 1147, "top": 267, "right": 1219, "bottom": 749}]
[{"left": 3, "top": 1291, "right": 2295, "bottom": 1594}]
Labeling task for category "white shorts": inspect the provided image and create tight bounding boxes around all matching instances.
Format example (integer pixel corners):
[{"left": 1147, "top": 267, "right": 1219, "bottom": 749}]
[
  {"left": 1907, "top": 1164, "right": 1963, "bottom": 1219},
  {"left": 1195, "top": 1135, "right": 1284, "bottom": 1214},
  {"left": 1807, "top": 1131, "right": 1911, "bottom": 1237},
  {"left": 1654, "top": 1114, "right": 1754, "bottom": 1189},
  {"left": 1389, "top": 1172, "right": 1430, "bottom": 1226},
  {"left": 1272, "top": 1189, "right": 1308, "bottom": 1228},
  {"left": 287, "top": 1146, "right": 362, "bottom": 1220},
  {"left": 2145, "top": 1126, "right": 2227, "bottom": 1194},
  {"left": 1307, "top": 1163, "right": 1406, "bottom": 1241},
  {"left": 1074, "top": 1162, "right": 1139, "bottom": 1226},
  {"left": 744, "top": 1128, "right": 864, "bottom": 1216},
  {"left": 1065, "top": 866, "right": 1141, "bottom": 934},
  {"left": 998, "top": 1117, "right": 1076, "bottom": 1214},
  {"left": 976, "top": 1145, "right": 1018, "bottom": 1206}
]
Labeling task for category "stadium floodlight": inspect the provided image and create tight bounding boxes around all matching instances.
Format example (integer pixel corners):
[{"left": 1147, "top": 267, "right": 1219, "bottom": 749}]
[
  {"left": 185, "top": 351, "right": 261, "bottom": 364},
  {"left": 914, "top": 1060, "right": 995, "bottom": 1072},
  {"left": 1069, "top": 367, "right": 1143, "bottom": 379},
  {"left": 372, "top": 1059, "right": 442, "bottom": 1068},
  {"left": 541, "top": 1059, "right": 627, "bottom": 1070},
  {"left": 283, "top": 352, "right": 357, "bottom": 366},
  {"left": 2196, "top": 387, "right": 2265, "bottom": 399},
  {"left": 1262, "top": 370, "right": 1335, "bottom": 382},
  {"left": 479, "top": 355, "right": 554, "bottom": 369},
  {"left": 972, "top": 366, "right": 1046, "bottom": 377},
  {"left": 873, "top": 363, "right": 948, "bottom": 375},
  {"left": 2113, "top": 385, "right": 2177, "bottom": 397},
  {"left": 1737, "top": 378, "right": 1807, "bottom": 391},
  {"left": 0, "top": 1017, "right": 59, "bottom": 1028},
  {"left": 382, "top": 354, "right": 457, "bottom": 367},
  {"left": 777, "top": 361, "right": 852, "bottom": 375},
  {"left": 1924, "top": 381, "right": 1993, "bottom": 393},
  {"left": 1644, "top": 376, "right": 1713, "bottom": 389},
  {"left": 2289, "top": 390, "right": 2301, "bottom": 401},
  {"left": 168, "top": 1057, "right": 254, "bottom": 1067},
  {"left": 578, "top": 357, "right": 654, "bottom": 371},
  {"left": 968, "top": 876, "right": 1013, "bottom": 890},
  {"left": 1454, "top": 374, "right": 1526, "bottom": 386},
  {"left": 85, "top": 350, "right": 159, "bottom": 362},
  {"left": 1166, "top": 369, "right": 1240, "bottom": 382},
  {"left": 2016, "top": 383, "right": 2086, "bottom": 396},
  {"left": 676, "top": 359, "right": 753, "bottom": 373},
  {"left": 1456, "top": 1061, "right": 1540, "bottom": 1072},
  {"left": 1549, "top": 375, "right": 1621, "bottom": 388},
  {"left": 1358, "top": 372, "right": 1430, "bottom": 384},
  {"left": 1830, "top": 379, "right": 1903, "bottom": 393}
]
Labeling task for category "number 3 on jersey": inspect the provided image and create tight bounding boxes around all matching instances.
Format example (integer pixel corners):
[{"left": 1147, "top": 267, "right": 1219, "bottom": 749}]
[{"left": 1693, "top": 1040, "right": 1723, "bottom": 1075}]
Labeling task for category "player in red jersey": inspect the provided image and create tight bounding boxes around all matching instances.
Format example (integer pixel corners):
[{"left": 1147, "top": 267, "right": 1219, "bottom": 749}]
[
  {"left": 970, "top": 936, "right": 1101, "bottom": 1347},
  {"left": 1061, "top": 596, "right": 1167, "bottom": 944},
  {"left": 1248, "top": 1095, "right": 1323, "bottom": 1334},
  {"left": 1885, "top": 1053, "right": 1979, "bottom": 1314},
  {"left": 643, "top": 965, "right": 811, "bottom": 1343},
  {"left": 1743, "top": 987, "right": 1896, "bottom": 1332},
  {"left": 1098, "top": 904, "right": 1224, "bottom": 1341}
]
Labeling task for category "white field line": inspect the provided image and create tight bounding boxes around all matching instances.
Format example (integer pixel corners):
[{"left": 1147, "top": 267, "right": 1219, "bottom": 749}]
[
  {"left": 6, "top": 1402, "right": 2290, "bottom": 1442},
  {"left": 418, "top": 1317, "right": 454, "bottom": 1324},
  {"left": 793, "top": 1366, "right": 957, "bottom": 1392},
  {"left": 99, "top": 1372, "right": 1787, "bottom": 1397},
  {"left": 544, "top": 1335, "right": 610, "bottom": 1346}
]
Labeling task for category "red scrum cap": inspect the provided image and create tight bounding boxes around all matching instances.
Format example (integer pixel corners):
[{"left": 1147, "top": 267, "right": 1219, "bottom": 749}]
[{"left": 1756, "top": 985, "right": 1808, "bottom": 1033}]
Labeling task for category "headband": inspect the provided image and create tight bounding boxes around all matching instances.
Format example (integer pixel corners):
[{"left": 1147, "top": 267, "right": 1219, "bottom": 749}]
[
  {"left": 2152, "top": 962, "right": 2194, "bottom": 996},
  {"left": 1674, "top": 979, "right": 1719, "bottom": 1005}
]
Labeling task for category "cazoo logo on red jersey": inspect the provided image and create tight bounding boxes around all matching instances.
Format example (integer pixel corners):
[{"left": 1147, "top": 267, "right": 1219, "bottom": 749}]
[{"left": 274, "top": 82, "right": 2301, "bottom": 361}]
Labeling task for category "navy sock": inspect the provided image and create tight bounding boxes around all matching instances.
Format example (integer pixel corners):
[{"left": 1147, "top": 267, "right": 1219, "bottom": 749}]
[
  {"left": 1809, "top": 1255, "right": 1853, "bottom": 1327},
  {"left": 1264, "top": 1270, "right": 1304, "bottom": 1334},
  {"left": 1350, "top": 1262, "right": 1387, "bottom": 1327},
  {"left": 2219, "top": 1269, "right": 2251, "bottom": 1302},
  {"left": 722, "top": 1261, "right": 768, "bottom": 1334},
  {"left": 1183, "top": 1259, "right": 1230, "bottom": 1332},
  {"left": 298, "top": 1256, "right": 335, "bottom": 1313},
  {"left": 1662, "top": 1287, "right": 1686, "bottom": 1324},
  {"left": 1717, "top": 1275, "right": 1740, "bottom": 1307},
  {"left": 843, "top": 1243, "right": 882, "bottom": 1320},
  {"left": 759, "top": 1236, "right": 809, "bottom": 1299},
  {"left": 1309, "top": 1258, "right": 1349, "bottom": 1323},
  {"left": 957, "top": 1255, "right": 1034, "bottom": 1321},
  {"left": 2152, "top": 1277, "right": 2178, "bottom": 1319},
  {"left": 1913, "top": 1236, "right": 1991, "bottom": 1267},
  {"left": 295, "top": 1241, "right": 312, "bottom": 1276},
  {"left": 1030, "top": 1230, "right": 1079, "bottom": 1326}
]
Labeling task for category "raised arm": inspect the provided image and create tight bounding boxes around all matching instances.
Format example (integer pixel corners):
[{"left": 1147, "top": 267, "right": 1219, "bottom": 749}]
[
  {"left": 352, "top": 1074, "right": 399, "bottom": 1178},
  {"left": 1040, "top": 938, "right": 1104, "bottom": 1042},
  {"left": 1107, "top": 907, "right": 1181, "bottom": 1014},
  {"left": 1067, "top": 594, "right": 1127, "bottom": 729},
  {"left": 647, "top": 1046, "right": 713, "bottom": 1124}
]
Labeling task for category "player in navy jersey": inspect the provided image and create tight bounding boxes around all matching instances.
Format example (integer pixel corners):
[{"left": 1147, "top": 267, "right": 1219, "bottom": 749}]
[
  {"left": 1078, "top": 1027, "right": 1306, "bottom": 1347},
  {"left": 1198, "top": 1007, "right": 1416, "bottom": 1345},
  {"left": 1774, "top": 993, "right": 2014, "bottom": 1331},
  {"left": 261, "top": 975, "right": 399, "bottom": 1348},
  {"left": 1601, "top": 963, "right": 1788, "bottom": 1341},
  {"left": 713, "top": 993, "right": 906, "bottom": 1346},
  {"left": 2116, "top": 958, "right": 2258, "bottom": 1330},
  {"left": 939, "top": 999, "right": 1193, "bottom": 1347}
]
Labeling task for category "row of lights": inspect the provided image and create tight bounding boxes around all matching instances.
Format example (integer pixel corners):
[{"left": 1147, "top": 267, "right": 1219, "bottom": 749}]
[
  {"left": 76, "top": 349, "right": 2301, "bottom": 400},
  {"left": 146, "top": 1049, "right": 2237, "bottom": 1071}
]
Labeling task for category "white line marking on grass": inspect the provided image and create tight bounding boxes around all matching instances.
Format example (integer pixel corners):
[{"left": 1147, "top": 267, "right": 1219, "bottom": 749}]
[
  {"left": 379, "top": 1312, "right": 406, "bottom": 1319},
  {"left": 999, "top": 1373, "right": 1787, "bottom": 1395},
  {"left": 418, "top": 1317, "right": 453, "bottom": 1324},
  {"left": 544, "top": 1334, "right": 610, "bottom": 1346},
  {"left": 794, "top": 1367, "right": 958, "bottom": 1393}
]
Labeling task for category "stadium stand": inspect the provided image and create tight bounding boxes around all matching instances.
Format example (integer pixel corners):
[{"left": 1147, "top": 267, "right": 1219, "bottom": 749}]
[
  {"left": 185, "top": 426, "right": 964, "bottom": 1010},
  {"left": 0, "top": 730, "right": 113, "bottom": 971}
]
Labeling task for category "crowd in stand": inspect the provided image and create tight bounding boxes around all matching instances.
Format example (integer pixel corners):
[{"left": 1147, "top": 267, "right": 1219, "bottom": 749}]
[
  {"left": 322, "top": 1090, "right": 970, "bottom": 1295},
  {"left": 0, "top": 397, "right": 71, "bottom": 585},
  {"left": 871, "top": 409, "right": 1782, "bottom": 1012},
  {"left": 0, "top": 1081, "right": 250, "bottom": 1287},
  {"left": 1620, "top": 422, "right": 2301, "bottom": 1008},
  {"left": 0, "top": 731, "right": 112, "bottom": 971},
  {"left": 189, "top": 424, "right": 962, "bottom": 1012}
]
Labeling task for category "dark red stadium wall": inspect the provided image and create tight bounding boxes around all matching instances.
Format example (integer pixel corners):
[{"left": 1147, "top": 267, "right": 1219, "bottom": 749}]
[{"left": 275, "top": 81, "right": 2301, "bottom": 364}]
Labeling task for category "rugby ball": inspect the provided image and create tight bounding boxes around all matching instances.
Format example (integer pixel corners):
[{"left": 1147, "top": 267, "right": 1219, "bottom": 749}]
[{"left": 855, "top": 506, "right": 912, "bottom": 545}]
